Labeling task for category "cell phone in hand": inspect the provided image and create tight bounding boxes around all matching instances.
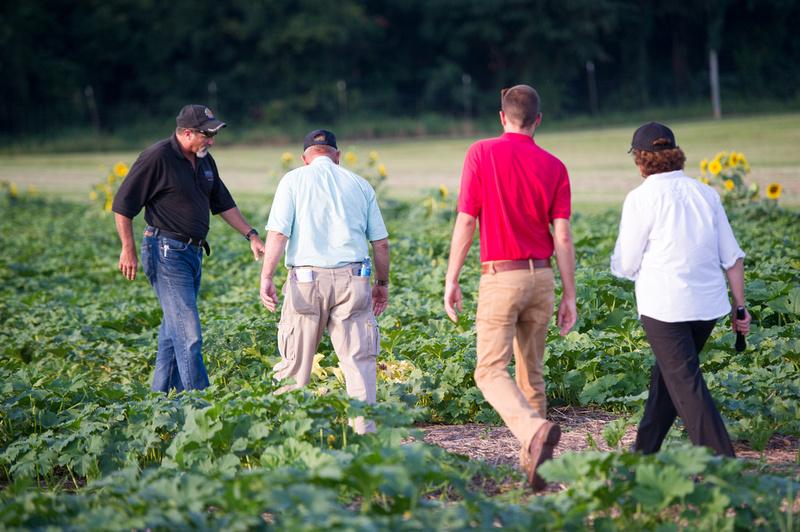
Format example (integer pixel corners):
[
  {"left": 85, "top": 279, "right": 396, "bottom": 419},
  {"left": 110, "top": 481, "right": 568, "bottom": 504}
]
[{"left": 735, "top": 306, "right": 746, "bottom": 352}]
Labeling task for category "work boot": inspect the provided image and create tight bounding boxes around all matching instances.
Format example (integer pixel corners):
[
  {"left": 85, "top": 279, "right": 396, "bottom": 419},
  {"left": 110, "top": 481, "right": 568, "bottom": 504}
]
[{"left": 526, "top": 421, "right": 561, "bottom": 490}]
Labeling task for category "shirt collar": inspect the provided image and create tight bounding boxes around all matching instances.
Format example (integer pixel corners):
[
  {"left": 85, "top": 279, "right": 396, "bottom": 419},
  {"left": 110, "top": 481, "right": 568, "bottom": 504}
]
[
  {"left": 169, "top": 134, "right": 185, "bottom": 159},
  {"left": 309, "top": 155, "right": 336, "bottom": 166},
  {"left": 502, "top": 132, "right": 536, "bottom": 144},
  {"left": 643, "top": 169, "right": 686, "bottom": 183}
]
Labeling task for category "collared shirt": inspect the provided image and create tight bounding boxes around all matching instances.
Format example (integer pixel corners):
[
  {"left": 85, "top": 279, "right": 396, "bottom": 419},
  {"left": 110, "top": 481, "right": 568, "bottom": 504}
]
[
  {"left": 610, "top": 170, "right": 745, "bottom": 322},
  {"left": 266, "top": 156, "right": 388, "bottom": 268},
  {"left": 457, "top": 132, "right": 571, "bottom": 262},
  {"left": 112, "top": 135, "right": 236, "bottom": 239}
]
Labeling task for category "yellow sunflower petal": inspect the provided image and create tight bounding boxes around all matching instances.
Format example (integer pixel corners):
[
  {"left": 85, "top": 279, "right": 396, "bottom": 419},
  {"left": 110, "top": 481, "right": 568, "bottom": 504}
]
[
  {"left": 113, "top": 162, "right": 129, "bottom": 178},
  {"left": 766, "top": 183, "right": 782, "bottom": 200}
]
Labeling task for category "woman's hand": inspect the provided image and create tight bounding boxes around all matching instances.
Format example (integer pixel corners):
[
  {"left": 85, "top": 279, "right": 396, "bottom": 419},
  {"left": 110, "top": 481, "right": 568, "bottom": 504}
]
[{"left": 732, "top": 306, "right": 751, "bottom": 335}]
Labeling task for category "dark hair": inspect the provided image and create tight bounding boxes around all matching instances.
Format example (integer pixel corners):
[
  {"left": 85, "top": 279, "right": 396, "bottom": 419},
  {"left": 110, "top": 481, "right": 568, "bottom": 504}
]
[
  {"left": 501, "top": 85, "right": 540, "bottom": 128},
  {"left": 632, "top": 146, "right": 686, "bottom": 176}
]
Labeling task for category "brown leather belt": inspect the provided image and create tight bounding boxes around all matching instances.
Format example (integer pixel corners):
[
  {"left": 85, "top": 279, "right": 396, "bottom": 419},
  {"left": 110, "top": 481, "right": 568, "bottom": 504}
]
[{"left": 481, "top": 259, "right": 551, "bottom": 274}]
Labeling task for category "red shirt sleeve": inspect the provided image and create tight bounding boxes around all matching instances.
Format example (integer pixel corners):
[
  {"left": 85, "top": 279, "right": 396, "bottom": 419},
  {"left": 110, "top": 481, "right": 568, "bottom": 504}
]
[
  {"left": 457, "top": 142, "right": 482, "bottom": 217},
  {"left": 549, "top": 162, "right": 572, "bottom": 221}
]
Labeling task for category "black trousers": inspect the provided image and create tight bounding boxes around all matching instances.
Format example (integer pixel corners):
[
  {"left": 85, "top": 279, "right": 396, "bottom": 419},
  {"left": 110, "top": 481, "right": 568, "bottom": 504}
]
[{"left": 634, "top": 315, "right": 736, "bottom": 457}]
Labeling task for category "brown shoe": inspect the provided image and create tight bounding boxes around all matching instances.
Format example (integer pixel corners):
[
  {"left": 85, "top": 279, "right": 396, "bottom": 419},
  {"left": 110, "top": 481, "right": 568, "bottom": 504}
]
[{"left": 527, "top": 421, "right": 561, "bottom": 490}]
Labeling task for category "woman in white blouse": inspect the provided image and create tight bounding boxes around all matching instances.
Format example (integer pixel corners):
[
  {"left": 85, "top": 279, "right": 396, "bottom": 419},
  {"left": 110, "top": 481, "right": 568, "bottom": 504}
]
[{"left": 610, "top": 122, "right": 751, "bottom": 457}]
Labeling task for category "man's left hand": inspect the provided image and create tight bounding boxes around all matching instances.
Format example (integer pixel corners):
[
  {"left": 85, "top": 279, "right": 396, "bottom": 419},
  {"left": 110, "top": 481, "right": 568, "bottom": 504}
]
[
  {"left": 250, "top": 236, "right": 265, "bottom": 261},
  {"left": 372, "top": 284, "right": 388, "bottom": 316}
]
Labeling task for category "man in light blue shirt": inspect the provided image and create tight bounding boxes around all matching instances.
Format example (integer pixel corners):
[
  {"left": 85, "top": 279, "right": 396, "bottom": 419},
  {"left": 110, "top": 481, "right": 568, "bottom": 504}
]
[{"left": 259, "top": 129, "right": 390, "bottom": 433}]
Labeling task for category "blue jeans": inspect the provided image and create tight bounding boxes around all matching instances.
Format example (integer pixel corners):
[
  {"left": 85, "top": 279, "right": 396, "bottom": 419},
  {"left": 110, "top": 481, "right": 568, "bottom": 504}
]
[{"left": 141, "top": 229, "right": 209, "bottom": 392}]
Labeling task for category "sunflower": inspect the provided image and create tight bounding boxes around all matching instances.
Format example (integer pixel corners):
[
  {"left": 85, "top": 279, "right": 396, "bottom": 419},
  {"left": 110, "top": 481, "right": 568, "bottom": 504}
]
[
  {"left": 724, "top": 179, "right": 735, "bottom": 191},
  {"left": 438, "top": 185, "right": 448, "bottom": 199},
  {"left": 699, "top": 159, "right": 708, "bottom": 174},
  {"left": 344, "top": 151, "right": 358, "bottom": 166},
  {"left": 377, "top": 163, "right": 387, "bottom": 177},
  {"left": 369, "top": 150, "right": 379, "bottom": 163},
  {"left": 766, "top": 183, "right": 782, "bottom": 200},
  {"left": 741, "top": 155, "right": 750, "bottom": 171},
  {"left": 113, "top": 162, "right": 129, "bottom": 178},
  {"left": 700, "top": 177, "right": 710, "bottom": 185},
  {"left": 708, "top": 159, "right": 722, "bottom": 176},
  {"left": 729, "top": 152, "right": 741, "bottom": 166}
]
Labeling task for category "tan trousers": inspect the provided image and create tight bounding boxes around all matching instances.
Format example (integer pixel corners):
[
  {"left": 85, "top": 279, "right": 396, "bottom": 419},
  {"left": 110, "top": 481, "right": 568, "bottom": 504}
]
[
  {"left": 273, "top": 264, "right": 379, "bottom": 434},
  {"left": 474, "top": 266, "right": 555, "bottom": 452}
]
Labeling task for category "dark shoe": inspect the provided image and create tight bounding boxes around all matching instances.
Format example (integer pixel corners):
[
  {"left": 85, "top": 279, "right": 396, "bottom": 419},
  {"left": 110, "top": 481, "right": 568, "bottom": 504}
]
[{"left": 527, "top": 421, "right": 561, "bottom": 490}]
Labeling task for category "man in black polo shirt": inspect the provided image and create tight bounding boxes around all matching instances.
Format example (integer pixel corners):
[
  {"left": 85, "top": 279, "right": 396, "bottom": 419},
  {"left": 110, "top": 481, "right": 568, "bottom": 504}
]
[{"left": 112, "top": 104, "right": 264, "bottom": 392}]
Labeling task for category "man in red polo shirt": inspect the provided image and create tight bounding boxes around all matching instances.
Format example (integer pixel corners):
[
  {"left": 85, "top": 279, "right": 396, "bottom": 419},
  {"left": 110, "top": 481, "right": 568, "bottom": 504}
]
[{"left": 444, "top": 84, "right": 577, "bottom": 490}]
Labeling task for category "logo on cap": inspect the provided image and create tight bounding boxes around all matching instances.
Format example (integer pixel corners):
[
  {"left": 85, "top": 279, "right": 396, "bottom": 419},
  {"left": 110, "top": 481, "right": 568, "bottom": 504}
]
[{"left": 204, "top": 108, "right": 214, "bottom": 119}]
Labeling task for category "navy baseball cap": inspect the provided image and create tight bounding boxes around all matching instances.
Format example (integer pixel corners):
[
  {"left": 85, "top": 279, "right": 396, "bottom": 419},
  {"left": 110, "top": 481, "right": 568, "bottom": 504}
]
[
  {"left": 176, "top": 105, "right": 226, "bottom": 133},
  {"left": 629, "top": 122, "right": 676, "bottom": 153},
  {"left": 303, "top": 129, "right": 337, "bottom": 151}
]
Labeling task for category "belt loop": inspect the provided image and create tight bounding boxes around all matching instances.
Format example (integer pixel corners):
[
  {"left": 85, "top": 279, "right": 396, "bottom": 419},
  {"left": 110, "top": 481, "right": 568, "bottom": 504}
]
[
  {"left": 528, "top": 258, "right": 534, "bottom": 272},
  {"left": 489, "top": 261, "right": 496, "bottom": 275}
]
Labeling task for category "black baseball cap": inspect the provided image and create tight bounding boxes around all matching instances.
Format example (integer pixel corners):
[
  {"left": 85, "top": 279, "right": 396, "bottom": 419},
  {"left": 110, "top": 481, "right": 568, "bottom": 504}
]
[
  {"left": 629, "top": 122, "right": 676, "bottom": 153},
  {"left": 303, "top": 129, "right": 337, "bottom": 151},
  {"left": 176, "top": 105, "right": 226, "bottom": 133}
]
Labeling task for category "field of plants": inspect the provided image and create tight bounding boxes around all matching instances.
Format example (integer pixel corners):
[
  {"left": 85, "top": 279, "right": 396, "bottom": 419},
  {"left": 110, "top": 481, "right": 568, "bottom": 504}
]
[{"left": 1, "top": 156, "right": 799, "bottom": 529}]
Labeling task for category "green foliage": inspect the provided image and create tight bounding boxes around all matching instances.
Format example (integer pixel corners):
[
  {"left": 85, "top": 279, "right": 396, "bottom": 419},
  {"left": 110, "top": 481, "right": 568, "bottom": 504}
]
[
  {"left": 539, "top": 445, "right": 800, "bottom": 530},
  {"left": 0, "top": 191, "right": 798, "bottom": 528}
]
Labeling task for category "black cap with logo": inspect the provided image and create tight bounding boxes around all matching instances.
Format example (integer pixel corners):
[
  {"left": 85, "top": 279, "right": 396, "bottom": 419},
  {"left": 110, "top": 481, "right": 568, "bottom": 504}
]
[
  {"left": 303, "top": 129, "right": 338, "bottom": 151},
  {"left": 176, "top": 105, "right": 226, "bottom": 133},
  {"left": 629, "top": 122, "right": 676, "bottom": 153}
]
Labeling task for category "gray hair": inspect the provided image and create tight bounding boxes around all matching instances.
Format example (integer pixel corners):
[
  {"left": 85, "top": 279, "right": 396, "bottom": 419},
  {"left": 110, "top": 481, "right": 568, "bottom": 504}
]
[{"left": 303, "top": 144, "right": 338, "bottom": 157}]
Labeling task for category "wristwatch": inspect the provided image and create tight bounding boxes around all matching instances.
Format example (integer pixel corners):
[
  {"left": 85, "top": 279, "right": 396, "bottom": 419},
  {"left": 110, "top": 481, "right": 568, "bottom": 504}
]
[
  {"left": 245, "top": 228, "right": 259, "bottom": 241},
  {"left": 376, "top": 279, "right": 389, "bottom": 286}
]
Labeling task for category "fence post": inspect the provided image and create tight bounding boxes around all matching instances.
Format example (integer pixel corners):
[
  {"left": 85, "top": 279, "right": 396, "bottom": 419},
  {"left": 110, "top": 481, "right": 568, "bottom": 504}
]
[
  {"left": 586, "top": 60, "right": 599, "bottom": 115},
  {"left": 709, "top": 49, "right": 721, "bottom": 119}
]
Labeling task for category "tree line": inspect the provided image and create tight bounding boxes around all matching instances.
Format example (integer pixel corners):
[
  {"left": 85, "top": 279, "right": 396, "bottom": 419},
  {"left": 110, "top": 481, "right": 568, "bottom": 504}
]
[{"left": 2, "top": 0, "right": 798, "bottom": 136}]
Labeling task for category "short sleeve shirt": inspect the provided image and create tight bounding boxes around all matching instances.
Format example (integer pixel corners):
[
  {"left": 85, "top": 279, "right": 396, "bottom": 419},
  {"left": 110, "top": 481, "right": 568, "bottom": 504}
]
[
  {"left": 112, "top": 135, "right": 236, "bottom": 239},
  {"left": 457, "top": 132, "right": 571, "bottom": 261},
  {"left": 266, "top": 156, "right": 388, "bottom": 268}
]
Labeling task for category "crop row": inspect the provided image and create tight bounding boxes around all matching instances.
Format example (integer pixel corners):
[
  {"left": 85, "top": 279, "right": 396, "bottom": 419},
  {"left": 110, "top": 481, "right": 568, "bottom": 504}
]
[{"left": 0, "top": 192, "right": 798, "bottom": 529}]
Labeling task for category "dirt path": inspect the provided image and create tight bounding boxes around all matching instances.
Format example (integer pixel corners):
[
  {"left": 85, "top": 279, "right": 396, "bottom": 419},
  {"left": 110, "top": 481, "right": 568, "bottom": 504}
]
[{"left": 419, "top": 407, "right": 799, "bottom": 491}]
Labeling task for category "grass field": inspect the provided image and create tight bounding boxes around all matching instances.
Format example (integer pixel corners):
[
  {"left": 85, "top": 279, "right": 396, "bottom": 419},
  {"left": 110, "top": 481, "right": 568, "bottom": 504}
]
[{"left": 1, "top": 113, "right": 798, "bottom": 209}]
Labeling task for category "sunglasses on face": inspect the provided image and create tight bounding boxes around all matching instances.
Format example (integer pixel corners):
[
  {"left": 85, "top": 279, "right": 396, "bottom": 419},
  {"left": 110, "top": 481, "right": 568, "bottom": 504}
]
[{"left": 193, "top": 129, "right": 217, "bottom": 138}]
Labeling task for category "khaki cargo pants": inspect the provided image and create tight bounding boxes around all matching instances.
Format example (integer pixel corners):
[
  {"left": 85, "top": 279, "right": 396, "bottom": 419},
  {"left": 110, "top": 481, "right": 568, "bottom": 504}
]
[
  {"left": 474, "top": 266, "right": 555, "bottom": 455},
  {"left": 273, "top": 264, "right": 379, "bottom": 434}
]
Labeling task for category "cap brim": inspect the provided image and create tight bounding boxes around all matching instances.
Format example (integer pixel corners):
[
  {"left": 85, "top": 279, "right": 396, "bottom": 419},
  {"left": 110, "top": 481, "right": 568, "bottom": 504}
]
[{"left": 201, "top": 120, "right": 226, "bottom": 133}]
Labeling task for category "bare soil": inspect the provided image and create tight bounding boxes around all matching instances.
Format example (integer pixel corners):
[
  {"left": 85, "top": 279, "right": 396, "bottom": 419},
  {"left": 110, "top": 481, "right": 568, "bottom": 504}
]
[{"left": 418, "top": 406, "right": 799, "bottom": 493}]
